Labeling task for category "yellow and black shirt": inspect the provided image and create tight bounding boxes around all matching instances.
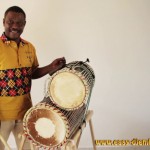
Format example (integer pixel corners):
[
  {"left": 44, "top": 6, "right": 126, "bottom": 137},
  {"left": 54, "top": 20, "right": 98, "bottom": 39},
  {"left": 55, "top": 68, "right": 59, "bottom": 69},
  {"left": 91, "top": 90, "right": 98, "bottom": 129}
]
[{"left": 0, "top": 33, "right": 39, "bottom": 120}]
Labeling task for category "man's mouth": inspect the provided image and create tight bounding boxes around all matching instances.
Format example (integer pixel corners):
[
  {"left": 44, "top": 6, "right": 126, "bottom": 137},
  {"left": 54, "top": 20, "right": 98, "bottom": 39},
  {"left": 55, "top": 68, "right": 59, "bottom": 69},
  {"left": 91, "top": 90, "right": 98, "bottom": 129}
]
[{"left": 10, "top": 29, "right": 20, "bottom": 34}]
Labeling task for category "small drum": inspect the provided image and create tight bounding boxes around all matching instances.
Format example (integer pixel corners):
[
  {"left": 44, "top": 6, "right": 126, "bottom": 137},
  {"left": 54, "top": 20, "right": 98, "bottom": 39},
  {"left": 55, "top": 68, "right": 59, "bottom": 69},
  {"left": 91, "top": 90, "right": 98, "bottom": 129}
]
[
  {"left": 47, "top": 60, "right": 95, "bottom": 110},
  {"left": 23, "top": 97, "right": 86, "bottom": 149}
]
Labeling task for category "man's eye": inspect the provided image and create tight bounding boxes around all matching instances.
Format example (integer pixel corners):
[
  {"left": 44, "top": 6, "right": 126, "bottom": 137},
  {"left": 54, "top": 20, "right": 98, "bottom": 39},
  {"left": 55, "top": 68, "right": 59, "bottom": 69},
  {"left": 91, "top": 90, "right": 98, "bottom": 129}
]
[
  {"left": 6, "top": 20, "right": 24, "bottom": 26},
  {"left": 7, "top": 20, "right": 13, "bottom": 24},
  {"left": 17, "top": 22, "right": 24, "bottom": 26}
]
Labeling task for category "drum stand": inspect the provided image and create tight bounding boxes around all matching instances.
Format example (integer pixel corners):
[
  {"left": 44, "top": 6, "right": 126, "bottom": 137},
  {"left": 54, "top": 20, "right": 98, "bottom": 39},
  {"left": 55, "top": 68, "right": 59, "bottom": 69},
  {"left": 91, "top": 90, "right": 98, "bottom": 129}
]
[
  {"left": 19, "top": 134, "right": 36, "bottom": 150},
  {"left": 64, "top": 110, "right": 96, "bottom": 150},
  {"left": 0, "top": 133, "right": 11, "bottom": 150},
  {"left": 19, "top": 110, "right": 96, "bottom": 150}
]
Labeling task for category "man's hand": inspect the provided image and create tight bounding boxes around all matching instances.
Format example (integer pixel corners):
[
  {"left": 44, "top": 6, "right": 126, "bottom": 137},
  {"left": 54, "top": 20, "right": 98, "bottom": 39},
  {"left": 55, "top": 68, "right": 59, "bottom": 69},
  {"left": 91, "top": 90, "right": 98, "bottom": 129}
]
[
  {"left": 49, "top": 57, "right": 66, "bottom": 75},
  {"left": 32, "top": 57, "right": 66, "bottom": 79}
]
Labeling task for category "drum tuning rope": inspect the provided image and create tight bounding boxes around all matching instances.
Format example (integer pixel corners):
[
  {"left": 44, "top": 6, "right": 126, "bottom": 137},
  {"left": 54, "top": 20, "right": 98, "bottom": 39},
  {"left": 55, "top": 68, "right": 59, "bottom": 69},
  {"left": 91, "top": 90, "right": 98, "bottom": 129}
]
[
  {"left": 65, "top": 58, "right": 90, "bottom": 70},
  {"left": 44, "top": 77, "right": 51, "bottom": 98}
]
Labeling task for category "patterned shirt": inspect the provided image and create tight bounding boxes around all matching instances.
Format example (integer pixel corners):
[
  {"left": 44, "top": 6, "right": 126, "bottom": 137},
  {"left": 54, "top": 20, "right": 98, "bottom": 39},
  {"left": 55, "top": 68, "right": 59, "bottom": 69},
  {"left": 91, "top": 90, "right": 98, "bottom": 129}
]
[{"left": 0, "top": 33, "right": 39, "bottom": 120}]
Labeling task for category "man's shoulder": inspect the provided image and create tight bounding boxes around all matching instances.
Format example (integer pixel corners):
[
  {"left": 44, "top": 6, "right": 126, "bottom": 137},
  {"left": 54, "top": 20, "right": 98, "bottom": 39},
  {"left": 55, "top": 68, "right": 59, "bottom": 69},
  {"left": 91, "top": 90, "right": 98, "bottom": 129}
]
[
  {"left": 21, "top": 38, "right": 35, "bottom": 47},
  {"left": 21, "top": 38, "right": 30, "bottom": 44}
]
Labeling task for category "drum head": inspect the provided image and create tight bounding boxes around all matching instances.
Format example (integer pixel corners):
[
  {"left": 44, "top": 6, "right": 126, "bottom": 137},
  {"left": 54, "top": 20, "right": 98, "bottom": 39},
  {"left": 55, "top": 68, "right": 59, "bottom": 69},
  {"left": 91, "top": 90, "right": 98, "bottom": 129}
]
[
  {"left": 49, "top": 72, "right": 87, "bottom": 110},
  {"left": 23, "top": 104, "right": 69, "bottom": 148}
]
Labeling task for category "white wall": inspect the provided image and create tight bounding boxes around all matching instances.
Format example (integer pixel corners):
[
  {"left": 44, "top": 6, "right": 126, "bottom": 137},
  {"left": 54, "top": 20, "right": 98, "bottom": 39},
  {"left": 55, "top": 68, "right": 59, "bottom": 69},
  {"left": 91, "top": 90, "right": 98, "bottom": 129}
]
[{"left": 0, "top": 0, "right": 150, "bottom": 149}]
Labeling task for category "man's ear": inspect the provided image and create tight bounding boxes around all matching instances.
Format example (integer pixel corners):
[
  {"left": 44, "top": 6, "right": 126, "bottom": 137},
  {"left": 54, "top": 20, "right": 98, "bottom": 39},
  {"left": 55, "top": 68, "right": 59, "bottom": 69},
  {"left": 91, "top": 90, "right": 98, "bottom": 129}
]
[
  {"left": 23, "top": 20, "right": 26, "bottom": 27},
  {"left": 3, "top": 18, "right": 5, "bottom": 26}
]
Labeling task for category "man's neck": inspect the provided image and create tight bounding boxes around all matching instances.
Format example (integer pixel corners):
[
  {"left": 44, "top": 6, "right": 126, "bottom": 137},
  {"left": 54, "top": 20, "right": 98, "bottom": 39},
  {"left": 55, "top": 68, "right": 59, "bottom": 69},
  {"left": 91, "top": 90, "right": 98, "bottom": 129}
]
[{"left": 4, "top": 32, "right": 21, "bottom": 45}]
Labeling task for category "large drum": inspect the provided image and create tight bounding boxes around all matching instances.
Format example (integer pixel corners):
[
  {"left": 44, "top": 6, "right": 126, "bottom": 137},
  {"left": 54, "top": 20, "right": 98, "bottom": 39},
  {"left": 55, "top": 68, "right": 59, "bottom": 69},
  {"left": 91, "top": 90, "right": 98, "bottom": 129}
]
[
  {"left": 23, "top": 60, "right": 95, "bottom": 149},
  {"left": 23, "top": 97, "right": 86, "bottom": 149}
]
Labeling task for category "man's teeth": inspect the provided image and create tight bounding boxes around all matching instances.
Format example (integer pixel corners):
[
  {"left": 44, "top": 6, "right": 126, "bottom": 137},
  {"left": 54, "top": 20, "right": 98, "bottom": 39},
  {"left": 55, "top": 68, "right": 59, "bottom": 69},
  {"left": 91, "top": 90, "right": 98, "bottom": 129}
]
[{"left": 11, "top": 31, "right": 18, "bottom": 33}]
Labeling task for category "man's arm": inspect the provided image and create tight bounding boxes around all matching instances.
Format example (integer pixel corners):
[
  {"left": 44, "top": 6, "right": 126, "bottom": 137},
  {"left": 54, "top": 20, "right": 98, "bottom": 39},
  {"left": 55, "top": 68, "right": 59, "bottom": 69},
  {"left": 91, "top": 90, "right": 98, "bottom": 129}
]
[{"left": 32, "top": 57, "right": 66, "bottom": 79}]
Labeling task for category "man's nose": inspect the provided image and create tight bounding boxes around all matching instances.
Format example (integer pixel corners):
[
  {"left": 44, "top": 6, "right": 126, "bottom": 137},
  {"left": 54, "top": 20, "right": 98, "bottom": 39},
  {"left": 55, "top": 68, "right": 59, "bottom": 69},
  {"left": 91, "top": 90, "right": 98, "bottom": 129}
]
[{"left": 11, "top": 22, "right": 20, "bottom": 28}]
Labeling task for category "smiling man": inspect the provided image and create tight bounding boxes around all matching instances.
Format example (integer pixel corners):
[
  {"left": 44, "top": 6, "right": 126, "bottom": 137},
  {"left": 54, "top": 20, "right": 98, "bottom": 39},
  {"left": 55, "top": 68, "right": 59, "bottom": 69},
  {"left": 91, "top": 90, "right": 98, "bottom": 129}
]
[
  {"left": 0, "top": 6, "right": 66, "bottom": 149},
  {"left": 3, "top": 7, "right": 26, "bottom": 45}
]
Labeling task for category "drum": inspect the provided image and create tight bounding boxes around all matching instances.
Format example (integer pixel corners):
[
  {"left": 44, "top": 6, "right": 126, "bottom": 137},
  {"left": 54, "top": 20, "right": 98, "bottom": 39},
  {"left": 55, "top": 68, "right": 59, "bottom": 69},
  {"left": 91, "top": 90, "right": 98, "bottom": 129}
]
[
  {"left": 47, "top": 61, "right": 95, "bottom": 110},
  {"left": 23, "top": 60, "right": 95, "bottom": 149},
  {"left": 23, "top": 97, "right": 86, "bottom": 149}
]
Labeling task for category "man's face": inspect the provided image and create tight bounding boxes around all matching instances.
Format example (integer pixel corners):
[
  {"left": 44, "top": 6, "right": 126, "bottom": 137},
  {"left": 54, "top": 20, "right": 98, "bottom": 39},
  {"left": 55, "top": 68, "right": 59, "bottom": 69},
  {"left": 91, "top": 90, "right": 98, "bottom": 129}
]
[{"left": 3, "top": 11, "right": 26, "bottom": 42}]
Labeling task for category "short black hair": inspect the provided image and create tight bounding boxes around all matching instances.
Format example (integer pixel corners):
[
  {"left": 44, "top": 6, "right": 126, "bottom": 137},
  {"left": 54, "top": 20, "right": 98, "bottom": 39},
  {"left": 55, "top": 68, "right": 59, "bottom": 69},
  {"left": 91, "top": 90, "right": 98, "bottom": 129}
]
[{"left": 4, "top": 6, "right": 26, "bottom": 19}]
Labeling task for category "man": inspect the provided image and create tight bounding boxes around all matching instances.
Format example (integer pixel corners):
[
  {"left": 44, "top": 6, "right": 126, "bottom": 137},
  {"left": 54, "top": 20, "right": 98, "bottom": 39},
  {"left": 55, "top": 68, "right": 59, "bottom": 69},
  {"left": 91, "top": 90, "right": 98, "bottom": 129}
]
[{"left": 0, "top": 6, "right": 66, "bottom": 149}]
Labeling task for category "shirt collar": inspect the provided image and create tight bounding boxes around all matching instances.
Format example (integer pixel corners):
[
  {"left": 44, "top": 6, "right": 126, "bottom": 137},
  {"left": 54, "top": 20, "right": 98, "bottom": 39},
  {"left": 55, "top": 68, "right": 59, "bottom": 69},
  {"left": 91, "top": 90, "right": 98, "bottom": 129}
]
[{"left": 0, "top": 32, "right": 27, "bottom": 45}]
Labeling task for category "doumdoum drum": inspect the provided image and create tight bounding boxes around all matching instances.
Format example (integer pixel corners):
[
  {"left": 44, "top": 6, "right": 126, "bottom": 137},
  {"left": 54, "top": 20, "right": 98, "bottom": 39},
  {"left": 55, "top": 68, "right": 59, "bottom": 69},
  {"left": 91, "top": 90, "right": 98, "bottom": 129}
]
[{"left": 23, "top": 60, "right": 95, "bottom": 149}]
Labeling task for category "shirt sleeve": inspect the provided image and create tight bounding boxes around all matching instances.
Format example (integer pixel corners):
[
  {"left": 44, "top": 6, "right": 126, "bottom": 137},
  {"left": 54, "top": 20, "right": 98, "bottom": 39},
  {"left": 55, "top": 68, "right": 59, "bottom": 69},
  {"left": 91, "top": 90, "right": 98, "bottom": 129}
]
[{"left": 30, "top": 44, "right": 39, "bottom": 72}]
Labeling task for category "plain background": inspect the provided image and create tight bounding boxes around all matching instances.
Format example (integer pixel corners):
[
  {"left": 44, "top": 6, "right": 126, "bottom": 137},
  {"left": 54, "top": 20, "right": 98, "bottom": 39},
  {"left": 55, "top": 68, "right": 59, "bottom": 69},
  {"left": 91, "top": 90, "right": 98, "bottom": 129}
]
[{"left": 0, "top": 0, "right": 150, "bottom": 149}]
